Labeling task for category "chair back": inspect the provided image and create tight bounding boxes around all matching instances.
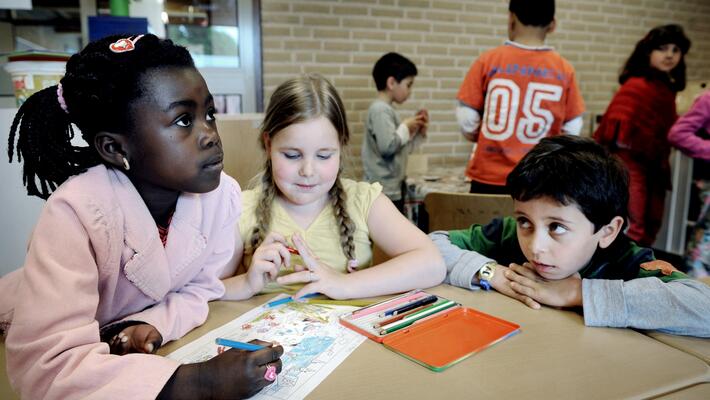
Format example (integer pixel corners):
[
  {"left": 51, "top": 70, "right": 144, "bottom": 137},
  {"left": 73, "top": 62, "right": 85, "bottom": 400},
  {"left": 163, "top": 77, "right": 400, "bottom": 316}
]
[
  {"left": 424, "top": 191, "right": 514, "bottom": 232},
  {"left": 216, "top": 113, "right": 264, "bottom": 187}
]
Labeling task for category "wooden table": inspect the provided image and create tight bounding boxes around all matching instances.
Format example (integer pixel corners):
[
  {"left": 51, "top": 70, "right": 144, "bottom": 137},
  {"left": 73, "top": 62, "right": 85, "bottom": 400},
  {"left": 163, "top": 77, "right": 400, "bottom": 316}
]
[
  {"left": 406, "top": 166, "right": 469, "bottom": 201},
  {"left": 646, "top": 332, "right": 710, "bottom": 364},
  {"left": 405, "top": 166, "right": 469, "bottom": 230},
  {"left": 654, "top": 383, "right": 710, "bottom": 399},
  {"left": 3, "top": 285, "right": 710, "bottom": 399},
  {"left": 168, "top": 286, "right": 710, "bottom": 399},
  {"left": 643, "top": 278, "right": 710, "bottom": 366}
]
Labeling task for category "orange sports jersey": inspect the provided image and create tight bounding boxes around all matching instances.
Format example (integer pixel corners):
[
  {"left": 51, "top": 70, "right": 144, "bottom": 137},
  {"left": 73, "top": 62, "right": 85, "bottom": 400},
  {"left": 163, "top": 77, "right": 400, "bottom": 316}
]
[{"left": 458, "top": 42, "right": 585, "bottom": 186}]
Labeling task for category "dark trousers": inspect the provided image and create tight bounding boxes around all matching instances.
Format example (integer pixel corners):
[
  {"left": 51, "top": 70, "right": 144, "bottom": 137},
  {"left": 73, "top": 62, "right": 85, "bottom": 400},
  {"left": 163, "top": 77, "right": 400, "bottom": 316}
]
[
  {"left": 392, "top": 180, "right": 407, "bottom": 214},
  {"left": 469, "top": 180, "right": 509, "bottom": 195},
  {"left": 392, "top": 198, "right": 405, "bottom": 213}
]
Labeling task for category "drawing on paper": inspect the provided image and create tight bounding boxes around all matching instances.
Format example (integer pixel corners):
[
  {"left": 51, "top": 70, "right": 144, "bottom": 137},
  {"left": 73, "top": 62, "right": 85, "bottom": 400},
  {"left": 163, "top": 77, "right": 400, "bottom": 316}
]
[{"left": 167, "top": 298, "right": 365, "bottom": 400}]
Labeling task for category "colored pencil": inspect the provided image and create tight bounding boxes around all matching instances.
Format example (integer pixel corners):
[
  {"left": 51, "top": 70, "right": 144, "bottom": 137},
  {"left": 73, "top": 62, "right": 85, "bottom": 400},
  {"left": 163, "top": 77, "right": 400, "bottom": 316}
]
[
  {"left": 286, "top": 246, "right": 299, "bottom": 255},
  {"left": 379, "top": 300, "right": 457, "bottom": 335},
  {"left": 373, "top": 302, "right": 435, "bottom": 328},
  {"left": 306, "top": 299, "right": 376, "bottom": 307},
  {"left": 215, "top": 338, "right": 264, "bottom": 351},
  {"left": 265, "top": 292, "right": 320, "bottom": 308},
  {"left": 350, "top": 291, "right": 428, "bottom": 319},
  {"left": 379, "top": 295, "right": 438, "bottom": 317}
]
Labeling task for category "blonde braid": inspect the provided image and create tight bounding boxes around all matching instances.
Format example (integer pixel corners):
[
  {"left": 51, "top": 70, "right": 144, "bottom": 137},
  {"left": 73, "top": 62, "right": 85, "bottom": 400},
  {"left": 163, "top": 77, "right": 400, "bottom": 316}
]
[
  {"left": 330, "top": 177, "right": 357, "bottom": 265},
  {"left": 248, "top": 159, "right": 276, "bottom": 255}
]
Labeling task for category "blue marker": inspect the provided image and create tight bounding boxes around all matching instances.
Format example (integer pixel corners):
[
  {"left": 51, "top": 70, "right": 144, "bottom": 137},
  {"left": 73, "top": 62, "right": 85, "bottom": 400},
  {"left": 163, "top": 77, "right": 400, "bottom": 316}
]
[
  {"left": 215, "top": 338, "right": 265, "bottom": 351},
  {"left": 265, "top": 293, "right": 320, "bottom": 308}
]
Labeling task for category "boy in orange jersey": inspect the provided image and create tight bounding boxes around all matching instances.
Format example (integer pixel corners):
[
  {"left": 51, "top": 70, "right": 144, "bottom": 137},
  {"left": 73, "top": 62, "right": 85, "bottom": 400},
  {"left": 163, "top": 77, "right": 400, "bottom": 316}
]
[{"left": 456, "top": 0, "right": 585, "bottom": 194}]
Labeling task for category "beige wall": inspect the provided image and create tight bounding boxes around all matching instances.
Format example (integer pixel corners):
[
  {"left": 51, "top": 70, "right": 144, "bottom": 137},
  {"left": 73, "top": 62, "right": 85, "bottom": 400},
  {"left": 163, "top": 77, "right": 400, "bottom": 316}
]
[{"left": 261, "top": 0, "right": 710, "bottom": 175}]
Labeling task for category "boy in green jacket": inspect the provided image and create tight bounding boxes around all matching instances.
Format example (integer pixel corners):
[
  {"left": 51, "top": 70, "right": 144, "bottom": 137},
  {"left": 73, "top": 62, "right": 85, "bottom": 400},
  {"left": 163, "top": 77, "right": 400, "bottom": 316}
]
[{"left": 430, "top": 135, "right": 710, "bottom": 337}]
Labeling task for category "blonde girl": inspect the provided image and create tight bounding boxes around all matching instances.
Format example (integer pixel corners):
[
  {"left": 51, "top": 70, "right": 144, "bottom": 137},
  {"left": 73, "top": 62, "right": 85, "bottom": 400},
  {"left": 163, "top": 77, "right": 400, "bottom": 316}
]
[{"left": 222, "top": 74, "right": 445, "bottom": 300}]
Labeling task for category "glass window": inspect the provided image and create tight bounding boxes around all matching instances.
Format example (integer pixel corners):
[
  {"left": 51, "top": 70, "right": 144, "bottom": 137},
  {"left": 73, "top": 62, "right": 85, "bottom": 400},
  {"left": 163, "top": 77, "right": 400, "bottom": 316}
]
[
  {"left": 96, "top": 0, "right": 241, "bottom": 68},
  {"left": 166, "top": 1, "right": 240, "bottom": 68},
  {"left": 1, "top": 0, "right": 260, "bottom": 112}
]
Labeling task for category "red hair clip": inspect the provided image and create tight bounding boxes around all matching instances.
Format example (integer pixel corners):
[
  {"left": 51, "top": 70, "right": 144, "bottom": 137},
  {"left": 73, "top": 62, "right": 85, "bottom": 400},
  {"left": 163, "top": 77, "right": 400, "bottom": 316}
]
[{"left": 109, "top": 35, "right": 144, "bottom": 53}]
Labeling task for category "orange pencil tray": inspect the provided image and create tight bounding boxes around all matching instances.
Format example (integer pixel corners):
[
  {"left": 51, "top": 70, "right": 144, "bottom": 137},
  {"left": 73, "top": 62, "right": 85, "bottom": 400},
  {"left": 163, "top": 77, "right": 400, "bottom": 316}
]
[{"left": 340, "top": 300, "right": 520, "bottom": 371}]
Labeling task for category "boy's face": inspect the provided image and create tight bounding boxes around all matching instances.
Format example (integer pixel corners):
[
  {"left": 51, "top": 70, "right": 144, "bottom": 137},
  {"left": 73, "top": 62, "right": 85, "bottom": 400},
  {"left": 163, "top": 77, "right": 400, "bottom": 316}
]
[
  {"left": 514, "top": 196, "right": 605, "bottom": 280},
  {"left": 390, "top": 76, "right": 414, "bottom": 104}
]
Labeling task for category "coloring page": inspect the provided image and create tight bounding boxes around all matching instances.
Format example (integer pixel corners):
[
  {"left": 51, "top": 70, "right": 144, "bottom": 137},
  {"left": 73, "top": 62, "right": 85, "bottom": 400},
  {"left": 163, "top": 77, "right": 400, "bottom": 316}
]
[{"left": 167, "top": 297, "right": 365, "bottom": 399}]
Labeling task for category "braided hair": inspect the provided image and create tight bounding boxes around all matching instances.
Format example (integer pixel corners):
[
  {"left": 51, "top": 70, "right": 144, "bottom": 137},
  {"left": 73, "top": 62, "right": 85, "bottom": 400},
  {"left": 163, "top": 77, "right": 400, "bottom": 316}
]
[
  {"left": 7, "top": 34, "right": 194, "bottom": 199},
  {"left": 249, "top": 74, "right": 357, "bottom": 265}
]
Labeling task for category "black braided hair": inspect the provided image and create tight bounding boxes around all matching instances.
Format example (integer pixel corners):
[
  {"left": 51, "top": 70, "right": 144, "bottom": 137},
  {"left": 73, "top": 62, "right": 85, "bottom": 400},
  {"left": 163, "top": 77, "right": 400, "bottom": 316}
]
[{"left": 7, "top": 34, "right": 195, "bottom": 199}]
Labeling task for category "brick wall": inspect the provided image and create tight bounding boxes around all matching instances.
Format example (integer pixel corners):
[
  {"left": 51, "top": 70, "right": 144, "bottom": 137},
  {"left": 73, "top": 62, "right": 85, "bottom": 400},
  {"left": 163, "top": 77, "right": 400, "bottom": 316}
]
[{"left": 261, "top": 0, "right": 710, "bottom": 175}]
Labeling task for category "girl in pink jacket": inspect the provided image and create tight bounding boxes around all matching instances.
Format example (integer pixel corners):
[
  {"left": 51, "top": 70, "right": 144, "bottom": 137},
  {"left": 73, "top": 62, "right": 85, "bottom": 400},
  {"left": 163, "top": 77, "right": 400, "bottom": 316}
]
[
  {"left": 2, "top": 34, "right": 283, "bottom": 399},
  {"left": 668, "top": 89, "right": 710, "bottom": 277},
  {"left": 668, "top": 89, "right": 710, "bottom": 161}
]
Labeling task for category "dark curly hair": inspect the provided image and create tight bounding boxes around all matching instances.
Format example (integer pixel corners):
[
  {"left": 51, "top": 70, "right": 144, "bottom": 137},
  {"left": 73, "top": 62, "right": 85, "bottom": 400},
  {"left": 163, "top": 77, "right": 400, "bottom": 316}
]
[
  {"left": 8, "top": 34, "right": 195, "bottom": 199},
  {"left": 619, "top": 24, "right": 691, "bottom": 92},
  {"left": 372, "top": 52, "right": 418, "bottom": 91},
  {"left": 509, "top": 0, "right": 555, "bottom": 27},
  {"left": 507, "top": 135, "right": 629, "bottom": 232}
]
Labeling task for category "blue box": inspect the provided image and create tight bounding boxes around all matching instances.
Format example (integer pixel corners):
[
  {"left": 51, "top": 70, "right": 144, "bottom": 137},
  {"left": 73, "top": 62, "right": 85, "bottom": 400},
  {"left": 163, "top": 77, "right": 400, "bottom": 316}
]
[{"left": 88, "top": 16, "right": 149, "bottom": 42}]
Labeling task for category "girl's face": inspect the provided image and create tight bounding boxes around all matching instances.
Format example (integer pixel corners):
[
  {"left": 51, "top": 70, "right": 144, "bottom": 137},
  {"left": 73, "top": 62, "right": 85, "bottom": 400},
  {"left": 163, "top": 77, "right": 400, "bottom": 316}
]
[
  {"left": 127, "top": 67, "right": 223, "bottom": 195},
  {"left": 266, "top": 116, "right": 341, "bottom": 210},
  {"left": 649, "top": 43, "right": 682, "bottom": 73}
]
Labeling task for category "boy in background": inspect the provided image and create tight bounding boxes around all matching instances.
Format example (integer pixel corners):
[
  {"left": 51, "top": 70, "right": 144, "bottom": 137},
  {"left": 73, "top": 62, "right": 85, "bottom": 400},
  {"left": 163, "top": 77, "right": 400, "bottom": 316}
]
[
  {"left": 457, "top": 0, "right": 585, "bottom": 194},
  {"left": 430, "top": 136, "right": 710, "bottom": 337},
  {"left": 362, "top": 52, "right": 428, "bottom": 212}
]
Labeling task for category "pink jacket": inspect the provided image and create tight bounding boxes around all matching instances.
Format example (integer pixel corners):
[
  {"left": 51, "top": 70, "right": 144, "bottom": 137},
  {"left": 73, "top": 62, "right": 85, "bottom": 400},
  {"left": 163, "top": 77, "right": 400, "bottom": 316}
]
[
  {"left": 668, "top": 90, "right": 710, "bottom": 161},
  {"left": 2, "top": 165, "right": 240, "bottom": 399}
]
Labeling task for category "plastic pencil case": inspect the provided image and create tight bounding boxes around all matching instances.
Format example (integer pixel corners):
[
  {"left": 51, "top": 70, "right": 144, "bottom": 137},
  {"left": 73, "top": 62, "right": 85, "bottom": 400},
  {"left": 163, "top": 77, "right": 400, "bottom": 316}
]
[{"left": 339, "top": 290, "right": 520, "bottom": 371}]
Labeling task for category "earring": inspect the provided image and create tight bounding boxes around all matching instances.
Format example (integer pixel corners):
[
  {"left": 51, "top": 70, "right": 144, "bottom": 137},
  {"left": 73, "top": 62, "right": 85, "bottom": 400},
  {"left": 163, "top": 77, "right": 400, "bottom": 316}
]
[{"left": 122, "top": 157, "right": 130, "bottom": 171}]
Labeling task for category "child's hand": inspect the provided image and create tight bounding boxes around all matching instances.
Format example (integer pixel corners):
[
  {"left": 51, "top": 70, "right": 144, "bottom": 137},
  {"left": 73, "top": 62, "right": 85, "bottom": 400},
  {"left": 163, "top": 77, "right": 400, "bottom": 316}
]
[
  {"left": 488, "top": 264, "right": 541, "bottom": 309},
  {"left": 275, "top": 233, "right": 350, "bottom": 300},
  {"left": 205, "top": 340, "right": 283, "bottom": 398},
  {"left": 247, "top": 232, "right": 291, "bottom": 295},
  {"left": 160, "top": 340, "right": 284, "bottom": 399},
  {"left": 403, "top": 115, "right": 426, "bottom": 138},
  {"left": 416, "top": 109, "right": 429, "bottom": 137},
  {"left": 462, "top": 130, "right": 479, "bottom": 142},
  {"left": 506, "top": 263, "right": 583, "bottom": 308},
  {"left": 109, "top": 323, "right": 162, "bottom": 355}
]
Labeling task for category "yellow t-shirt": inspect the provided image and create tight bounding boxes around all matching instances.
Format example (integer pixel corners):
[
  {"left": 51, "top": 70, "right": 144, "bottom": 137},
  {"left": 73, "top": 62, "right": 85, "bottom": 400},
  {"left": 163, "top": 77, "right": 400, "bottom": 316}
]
[{"left": 239, "top": 178, "right": 382, "bottom": 293}]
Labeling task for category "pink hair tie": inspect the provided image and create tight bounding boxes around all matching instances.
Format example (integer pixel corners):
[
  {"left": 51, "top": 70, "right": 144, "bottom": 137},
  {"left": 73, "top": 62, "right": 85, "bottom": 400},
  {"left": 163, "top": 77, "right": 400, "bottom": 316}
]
[
  {"left": 56, "top": 83, "right": 69, "bottom": 114},
  {"left": 264, "top": 364, "right": 277, "bottom": 382}
]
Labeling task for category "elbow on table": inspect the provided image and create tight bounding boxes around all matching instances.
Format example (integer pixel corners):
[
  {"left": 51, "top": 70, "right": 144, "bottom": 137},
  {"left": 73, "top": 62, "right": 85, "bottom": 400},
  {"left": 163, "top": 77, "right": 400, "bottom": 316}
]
[{"left": 427, "top": 249, "right": 447, "bottom": 286}]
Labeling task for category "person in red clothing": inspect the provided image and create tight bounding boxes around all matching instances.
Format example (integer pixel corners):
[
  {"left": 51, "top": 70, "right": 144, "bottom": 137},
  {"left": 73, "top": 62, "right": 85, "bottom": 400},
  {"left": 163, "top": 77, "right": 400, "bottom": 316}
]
[{"left": 594, "top": 25, "right": 691, "bottom": 246}]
